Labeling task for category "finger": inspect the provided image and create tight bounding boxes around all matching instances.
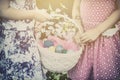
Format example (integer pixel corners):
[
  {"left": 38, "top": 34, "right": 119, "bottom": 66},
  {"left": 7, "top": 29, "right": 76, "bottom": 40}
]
[
  {"left": 74, "top": 36, "right": 81, "bottom": 43},
  {"left": 88, "top": 39, "right": 94, "bottom": 43},
  {"left": 79, "top": 33, "right": 86, "bottom": 39},
  {"left": 81, "top": 38, "right": 90, "bottom": 43},
  {"left": 74, "top": 37, "right": 80, "bottom": 44},
  {"left": 80, "top": 35, "right": 88, "bottom": 42}
]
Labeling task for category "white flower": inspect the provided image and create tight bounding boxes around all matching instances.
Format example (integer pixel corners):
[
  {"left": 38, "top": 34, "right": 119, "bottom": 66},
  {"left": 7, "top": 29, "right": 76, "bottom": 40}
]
[
  {"left": 46, "top": 30, "right": 51, "bottom": 36},
  {"left": 48, "top": 26, "right": 54, "bottom": 30},
  {"left": 55, "top": 24, "right": 61, "bottom": 28},
  {"left": 55, "top": 8, "right": 61, "bottom": 13},
  {"left": 35, "top": 9, "right": 77, "bottom": 40},
  {"left": 51, "top": 29, "right": 55, "bottom": 34},
  {"left": 41, "top": 28, "right": 46, "bottom": 33},
  {"left": 36, "top": 32, "right": 41, "bottom": 40},
  {"left": 42, "top": 22, "right": 47, "bottom": 26}
]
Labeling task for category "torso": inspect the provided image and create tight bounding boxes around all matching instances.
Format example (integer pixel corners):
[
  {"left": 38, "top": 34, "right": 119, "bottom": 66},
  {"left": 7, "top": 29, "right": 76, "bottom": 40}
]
[{"left": 80, "top": 0, "right": 117, "bottom": 30}]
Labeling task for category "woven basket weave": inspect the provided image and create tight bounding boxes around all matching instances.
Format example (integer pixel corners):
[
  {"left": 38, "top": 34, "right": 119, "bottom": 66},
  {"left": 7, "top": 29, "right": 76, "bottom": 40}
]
[{"left": 38, "top": 46, "right": 82, "bottom": 73}]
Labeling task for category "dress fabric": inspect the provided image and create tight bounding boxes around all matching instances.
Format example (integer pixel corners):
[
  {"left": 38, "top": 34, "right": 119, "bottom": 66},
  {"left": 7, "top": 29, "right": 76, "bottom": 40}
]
[
  {"left": 68, "top": 0, "right": 120, "bottom": 80},
  {"left": 0, "top": 0, "right": 45, "bottom": 80}
]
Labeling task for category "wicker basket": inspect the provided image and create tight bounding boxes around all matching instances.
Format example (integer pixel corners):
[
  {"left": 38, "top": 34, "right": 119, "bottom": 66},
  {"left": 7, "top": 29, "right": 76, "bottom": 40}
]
[
  {"left": 38, "top": 46, "right": 82, "bottom": 73},
  {"left": 35, "top": 14, "right": 83, "bottom": 72}
]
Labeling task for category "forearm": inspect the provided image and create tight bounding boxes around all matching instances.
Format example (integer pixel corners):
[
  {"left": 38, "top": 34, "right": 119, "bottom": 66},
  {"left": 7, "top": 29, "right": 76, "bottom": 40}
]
[
  {"left": 0, "top": 7, "right": 35, "bottom": 20},
  {"left": 73, "top": 0, "right": 81, "bottom": 10},
  {"left": 96, "top": 9, "right": 120, "bottom": 34},
  {"left": 73, "top": 0, "right": 84, "bottom": 32},
  {"left": 72, "top": 0, "right": 81, "bottom": 19}
]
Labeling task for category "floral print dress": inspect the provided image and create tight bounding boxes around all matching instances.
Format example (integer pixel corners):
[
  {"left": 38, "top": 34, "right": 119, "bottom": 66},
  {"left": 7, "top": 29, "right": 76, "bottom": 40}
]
[{"left": 0, "top": 0, "right": 45, "bottom": 80}]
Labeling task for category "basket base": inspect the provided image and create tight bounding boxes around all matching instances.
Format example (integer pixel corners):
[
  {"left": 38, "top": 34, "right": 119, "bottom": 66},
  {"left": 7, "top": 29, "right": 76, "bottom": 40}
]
[{"left": 39, "top": 47, "right": 82, "bottom": 73}]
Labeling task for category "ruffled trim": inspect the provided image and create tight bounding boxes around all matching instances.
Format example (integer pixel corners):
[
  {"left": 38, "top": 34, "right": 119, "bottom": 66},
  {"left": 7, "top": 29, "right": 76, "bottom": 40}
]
[{"left": 102, "top": 22, "right": 120, "bottom": 37}]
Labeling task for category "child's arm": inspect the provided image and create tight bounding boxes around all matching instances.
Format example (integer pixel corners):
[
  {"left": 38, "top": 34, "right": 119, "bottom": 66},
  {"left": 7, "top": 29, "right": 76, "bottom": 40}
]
[
  {"left": 72, "top": 0, "right": 81, "bottom": 19},
  {"left": 80, "top": 0, "right": 120, "bottom": 44},
  {"left": 95, "top": 0, "right": 120, "bottom": 34},
  {"left": 72, "top": 0, "right": 84, "bottom": 44},
  {"left": 72, "top": 0, "right": 83, "bottom": 32},
  {"left": 0, "top": 0, "right": 50, "bottom": 21}
]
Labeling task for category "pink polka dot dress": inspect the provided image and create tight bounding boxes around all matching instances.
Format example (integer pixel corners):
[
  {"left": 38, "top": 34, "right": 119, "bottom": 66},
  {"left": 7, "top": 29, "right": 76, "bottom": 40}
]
[{"left": 68, "top": 0, "right": 120, "bottom": 80}]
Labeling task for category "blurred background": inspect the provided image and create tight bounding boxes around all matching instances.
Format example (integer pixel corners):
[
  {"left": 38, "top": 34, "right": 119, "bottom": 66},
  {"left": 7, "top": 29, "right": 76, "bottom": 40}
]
[{"left": 36, "top": 0, "right": 74, "bottom": 17}]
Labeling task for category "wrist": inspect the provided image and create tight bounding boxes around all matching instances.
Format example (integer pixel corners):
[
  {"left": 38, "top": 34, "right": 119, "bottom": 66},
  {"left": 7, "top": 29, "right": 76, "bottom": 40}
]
[
  {"left": 26, "top": 10, "right": 35, "bottom": 20},
  {"left": 94, "top": 27, "right": 102, "bottom": 35},
  {"left": 74, "top": 20, "right": 84, "bottom": 32}
]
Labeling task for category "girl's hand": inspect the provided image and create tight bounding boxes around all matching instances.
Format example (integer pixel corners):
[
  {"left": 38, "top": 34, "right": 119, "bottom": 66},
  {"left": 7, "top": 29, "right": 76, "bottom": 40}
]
[
  {"left": 34, "top": 10, "right": 51, "bottom": 22},
  {"left": 74, "top": 31, "right": 82, "bottom": 44},
  {"left": 80, "top": 28, "right": 101, "bottom": 44}
]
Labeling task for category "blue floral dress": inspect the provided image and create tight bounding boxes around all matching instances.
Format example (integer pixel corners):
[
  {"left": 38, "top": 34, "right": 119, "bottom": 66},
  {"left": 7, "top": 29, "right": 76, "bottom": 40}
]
[{"left": 0, "top": 0, "right": 45, "bottom": 80}]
